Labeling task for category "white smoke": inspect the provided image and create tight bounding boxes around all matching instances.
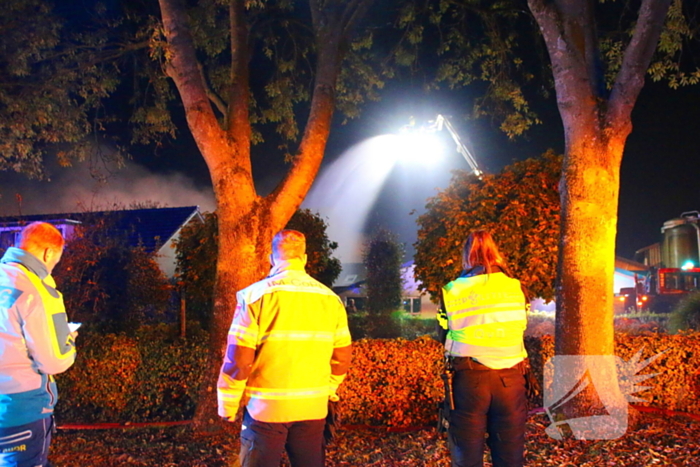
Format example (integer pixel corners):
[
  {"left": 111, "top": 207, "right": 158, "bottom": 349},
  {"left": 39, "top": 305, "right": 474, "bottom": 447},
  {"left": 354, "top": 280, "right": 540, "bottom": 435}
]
[{"left": 0, "top": 155, "right": 216, "bottom": 216}]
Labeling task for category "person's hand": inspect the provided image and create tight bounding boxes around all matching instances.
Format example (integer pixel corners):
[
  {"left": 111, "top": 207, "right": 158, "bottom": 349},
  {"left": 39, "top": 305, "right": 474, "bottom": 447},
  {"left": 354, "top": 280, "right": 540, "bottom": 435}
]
[{"left": 222, "top": 412, "right": 242, "bottom": 423}]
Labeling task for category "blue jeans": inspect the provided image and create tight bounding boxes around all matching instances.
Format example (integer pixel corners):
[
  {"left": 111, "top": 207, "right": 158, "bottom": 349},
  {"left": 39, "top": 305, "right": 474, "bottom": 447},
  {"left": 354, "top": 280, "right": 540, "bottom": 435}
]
[
  {"left": 448, "top": 361, "right": 527, "bottom": 467},
  {"left": 0, "top": 417, "right": 53, "bottom": 467},
  {"left": 240, "top": 410, "right": 325, "bottom": 467}
]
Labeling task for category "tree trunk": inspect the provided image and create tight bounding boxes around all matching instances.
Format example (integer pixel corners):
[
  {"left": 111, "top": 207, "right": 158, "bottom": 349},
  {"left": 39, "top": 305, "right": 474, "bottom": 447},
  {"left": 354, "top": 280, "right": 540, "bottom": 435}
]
[
  {"left": 158, "top": 0, "right": 373, "bottom": 431},
  {"left": 194, "top": 201, "right": 273, "bottom": 427},
  {"left": 555, "top": 132, "right": 622, "bottom": 356},
  {"left": 528, "top": 0, "right": 672, "bottom": 438}
]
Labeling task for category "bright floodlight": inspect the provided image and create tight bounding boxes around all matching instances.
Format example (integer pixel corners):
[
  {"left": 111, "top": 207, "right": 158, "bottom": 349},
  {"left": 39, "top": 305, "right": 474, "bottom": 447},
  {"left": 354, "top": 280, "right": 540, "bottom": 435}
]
[
  {"left": 682, "top": 260, "right": 695, "bottom": 270},
  {"left": 395, "top": 132, "right": 445, "bottom": 166},
  {"left": 398, "top": 114, "right": 483, "bottom": 177}
]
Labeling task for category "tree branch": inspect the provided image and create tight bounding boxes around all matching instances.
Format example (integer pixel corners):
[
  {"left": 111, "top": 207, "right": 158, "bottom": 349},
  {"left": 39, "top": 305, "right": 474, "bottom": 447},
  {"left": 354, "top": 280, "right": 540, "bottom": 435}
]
[
  {"left": 341, "top": 0, "right": 374, "bottom": 37},
  {"left": 528, "top": 0, "right": 602, "bottom": 131},
  {"left": 197, "top": 61, "right": 228, "bottom": 117},
  {"left": 158, "top": 0, "right": 222, "bottom": 159},
  {"left": 309, "top": 0, "right": 322, "bottom": 30},
  {"left": 607, "top": 0, "right": 672, "bottom": 132},
  {"left": 267, "top": 0, "right": 375, "bottom": 230},
  {"left": 227, "top": 0, "right": 251, "bottom": 138}
]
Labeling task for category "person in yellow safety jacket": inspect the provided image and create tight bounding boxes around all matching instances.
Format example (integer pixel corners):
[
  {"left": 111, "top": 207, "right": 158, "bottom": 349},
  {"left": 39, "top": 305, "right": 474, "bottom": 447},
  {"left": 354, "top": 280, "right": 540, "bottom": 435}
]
[
  {"left": 438, "top": 230, "right": 528, "bottom": 467},
  {"left": 0, "top": 222, "right": 77, "bottom": 467},
  {"left": 217, "top": 230, "right": 352, "bottom": 467}
]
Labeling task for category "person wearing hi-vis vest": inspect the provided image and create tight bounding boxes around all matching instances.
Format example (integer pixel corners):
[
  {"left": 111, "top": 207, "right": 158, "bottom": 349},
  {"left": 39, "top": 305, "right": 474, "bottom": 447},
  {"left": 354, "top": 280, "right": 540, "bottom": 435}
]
[
  {"left": 437, "top": 230, "right": 528, "bottom": 467},
  {"left": 0, "top": 222, "right": 77, "bottom": 467},
  {"left": 217, "top": 230, "right": 352, "bottom": 467}
]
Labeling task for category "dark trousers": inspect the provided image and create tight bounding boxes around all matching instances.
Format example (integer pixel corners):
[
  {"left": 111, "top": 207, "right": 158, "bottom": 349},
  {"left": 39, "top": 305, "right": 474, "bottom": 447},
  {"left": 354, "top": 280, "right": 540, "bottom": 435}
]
[
  {"left": 0, "top": 417, "right": 54, "bottom": 467},
  {"left": 448, "top": 361, "right": 527, "bottom": 467},
  {"left": 240, "top": 410, "right": 325, "bottom": 467}
]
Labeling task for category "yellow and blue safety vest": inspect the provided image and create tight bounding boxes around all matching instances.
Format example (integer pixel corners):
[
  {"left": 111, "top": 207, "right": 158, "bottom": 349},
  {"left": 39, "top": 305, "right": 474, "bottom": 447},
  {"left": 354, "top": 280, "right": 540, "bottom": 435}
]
[{"left": 0, "top": 247, "right": 76, "bottom": 428}]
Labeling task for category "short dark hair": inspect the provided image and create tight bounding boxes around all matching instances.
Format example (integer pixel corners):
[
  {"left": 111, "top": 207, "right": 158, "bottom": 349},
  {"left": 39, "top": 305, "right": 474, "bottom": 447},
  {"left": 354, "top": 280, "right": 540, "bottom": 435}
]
[
  {"left": 18, "top": 222, "right": 65, "bottom": 252},
  {"left": 272, "top": 230, "right": 306, "bottom": 260}
]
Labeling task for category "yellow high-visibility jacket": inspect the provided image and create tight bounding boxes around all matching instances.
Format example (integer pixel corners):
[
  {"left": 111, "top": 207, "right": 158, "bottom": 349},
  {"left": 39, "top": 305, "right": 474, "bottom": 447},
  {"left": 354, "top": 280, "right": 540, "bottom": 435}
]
[
  {"left": 442, "top": 271, "right": 527, "bottom": 369},
  {"left": 218, "top": 259, "right": 351, "bottom": 423}
]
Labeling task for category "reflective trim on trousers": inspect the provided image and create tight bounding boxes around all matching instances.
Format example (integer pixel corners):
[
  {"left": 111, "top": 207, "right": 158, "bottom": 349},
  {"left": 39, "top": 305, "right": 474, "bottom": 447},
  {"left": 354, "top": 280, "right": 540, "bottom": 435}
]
[{"left": 0, "top": 416, "right": 53, "bottom": 467}]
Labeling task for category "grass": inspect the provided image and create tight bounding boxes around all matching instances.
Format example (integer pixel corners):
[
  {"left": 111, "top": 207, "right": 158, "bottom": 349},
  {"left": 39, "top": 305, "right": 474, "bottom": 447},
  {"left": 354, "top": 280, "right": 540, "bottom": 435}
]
[{"left": 50, "top": 410, "right": 700, "bottom": 466}]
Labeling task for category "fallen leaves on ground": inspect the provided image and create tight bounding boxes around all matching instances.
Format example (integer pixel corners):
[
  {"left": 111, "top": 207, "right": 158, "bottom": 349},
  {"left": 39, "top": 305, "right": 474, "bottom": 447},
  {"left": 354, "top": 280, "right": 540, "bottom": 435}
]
[{"left": 50, "top": 411, "right": 700, "bottom": 466}]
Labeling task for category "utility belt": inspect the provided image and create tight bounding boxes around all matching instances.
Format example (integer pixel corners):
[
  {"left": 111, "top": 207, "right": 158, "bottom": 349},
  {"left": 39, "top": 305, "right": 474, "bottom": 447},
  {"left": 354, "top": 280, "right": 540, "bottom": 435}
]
[{"left": 449, "top": 356, "right": 527, "bottom": 373}]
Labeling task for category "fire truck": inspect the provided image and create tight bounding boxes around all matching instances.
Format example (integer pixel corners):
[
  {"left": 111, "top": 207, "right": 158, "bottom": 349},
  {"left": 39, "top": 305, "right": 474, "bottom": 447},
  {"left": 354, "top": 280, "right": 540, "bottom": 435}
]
[{"left": 621, "top": 211, "right": 700, "bottom": 313}]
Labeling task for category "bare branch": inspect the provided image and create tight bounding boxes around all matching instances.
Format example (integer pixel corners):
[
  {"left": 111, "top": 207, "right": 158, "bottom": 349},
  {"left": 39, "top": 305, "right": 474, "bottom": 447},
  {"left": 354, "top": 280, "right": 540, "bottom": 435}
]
[
  {"left": 607, "top": 0, "right": 672, "bottom": 131},
  {"left": 341, "top": 0, "right": 374, "bottom": 37},
  {"left": 309, "top": 0, "right": 322, "bottom": 30},
  {"left": 158, "top": 0, "right": 224, "bottom": 163},
  {"left": 197, "top": 61, "right": 228, "bottom": 117}
]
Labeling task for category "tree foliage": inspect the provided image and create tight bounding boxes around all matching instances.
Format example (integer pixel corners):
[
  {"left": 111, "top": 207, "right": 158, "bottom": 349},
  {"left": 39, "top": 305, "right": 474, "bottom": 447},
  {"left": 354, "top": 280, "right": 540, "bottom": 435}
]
[
  {"left": 364, "top": 228, "right": 405, "bottom": 316},
  {"left": 414, "top": 151, "right": 561, "bottom": 302},
  {"left": 53, "top": 214, "right": 173, "bottom": 333},
  {"left": 391, "top": 0, "right": 700, "bottom": 139},
  {"left": 285, "top": 209, "right": 342, "bottom": 287},
  {"left": 0, "top": 0, "right": 130, "bottom": 178}
]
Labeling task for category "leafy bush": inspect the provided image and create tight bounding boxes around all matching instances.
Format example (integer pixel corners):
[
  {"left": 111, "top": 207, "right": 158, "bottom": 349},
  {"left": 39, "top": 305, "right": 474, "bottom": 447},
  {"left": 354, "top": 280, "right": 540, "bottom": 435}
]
[
  {"left": 414, "top": 152, "right": 561, "bottom": 302},
  {"left": 338, "top": 336, "right": 444, "bottom": 428},
  {"left": 54, "top": 217, "right": 173, "bottom": 333},
  {"left": 533, "top": 333, "right": 700, "bottom": 416},
  {"left": 362, "top": 230, "right": 404, "bottom": 338},
  {"left": 56, "top": 324, "right": 208, "bottom": 423},
  {"left": 55, "top": 330, "right": 700, "bottom": 428},
  {"left": 668, "top": 291, "right": 700, "bottom": 333}
]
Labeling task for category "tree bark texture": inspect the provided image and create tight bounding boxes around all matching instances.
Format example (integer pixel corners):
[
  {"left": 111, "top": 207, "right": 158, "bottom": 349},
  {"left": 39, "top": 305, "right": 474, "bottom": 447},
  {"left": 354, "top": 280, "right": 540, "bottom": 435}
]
[
  {"left": 528, "top": 0, "right": 671, "bottom": 353},
  {"left": 158, "top": 0, "right": 371, "bottom": 427},
  {"left": 528, "top": 0, "right": 671, "bottom": 435}
]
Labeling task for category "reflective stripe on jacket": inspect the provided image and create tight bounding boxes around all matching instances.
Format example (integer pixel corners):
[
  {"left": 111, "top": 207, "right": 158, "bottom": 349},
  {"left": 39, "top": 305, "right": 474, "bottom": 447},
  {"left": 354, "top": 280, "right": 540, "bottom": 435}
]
[
  {"left": 218, "top": 259, "right": 351, "bottom": 423},
  {"left": 442, "top": 271, "right": 527, "bottom": 369},
  {"left": 0, "top": 247, "right": 76, "bottom": 428}
]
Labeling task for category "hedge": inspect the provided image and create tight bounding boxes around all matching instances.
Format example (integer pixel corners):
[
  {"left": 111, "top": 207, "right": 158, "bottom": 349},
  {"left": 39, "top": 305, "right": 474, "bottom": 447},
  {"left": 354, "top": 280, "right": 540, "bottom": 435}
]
[
  {"left": 56, "top": 324, "right": 209, "bottom": 423},
  {"left": 55, "top": 330, "right": 700, "bottom": 427}
]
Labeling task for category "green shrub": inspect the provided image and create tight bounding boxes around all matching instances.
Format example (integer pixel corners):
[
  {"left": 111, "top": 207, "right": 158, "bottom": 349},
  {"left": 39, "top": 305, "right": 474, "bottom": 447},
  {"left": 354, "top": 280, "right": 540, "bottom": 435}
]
[
  {"left": 55, "top": 330, "right": 700, "bottom": 428},
  {"left": 338, "top": 336, "right": 444, "bottom": 428},
  {"left": 668, "top": 291, "right": 700, "bottom": 333},
  {"left": 56, "top": 324, "right": 208, "bottom": 423}
]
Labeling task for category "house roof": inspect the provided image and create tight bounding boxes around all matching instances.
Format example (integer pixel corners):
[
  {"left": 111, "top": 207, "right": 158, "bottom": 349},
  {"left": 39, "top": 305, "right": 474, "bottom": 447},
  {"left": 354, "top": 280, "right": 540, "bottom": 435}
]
[
  {"left": 333, "top": 262, "right": 366, "bottom": 288},
  {"left": 0, "top": 206, "right": 202, "bottom": 253}
]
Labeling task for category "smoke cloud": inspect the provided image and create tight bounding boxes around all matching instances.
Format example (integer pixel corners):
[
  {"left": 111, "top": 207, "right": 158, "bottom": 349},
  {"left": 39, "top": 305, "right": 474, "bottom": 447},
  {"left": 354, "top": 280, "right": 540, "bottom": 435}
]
[{"left": 0, "top": 156, "right": 216, "bottom": 216}]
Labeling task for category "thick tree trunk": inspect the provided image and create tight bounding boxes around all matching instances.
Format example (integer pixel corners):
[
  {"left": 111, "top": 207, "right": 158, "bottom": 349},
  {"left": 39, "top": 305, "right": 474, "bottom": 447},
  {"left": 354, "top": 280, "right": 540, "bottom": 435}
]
[
  {"left": 158, "top": 0, "right": 373, "bottom": 433},
  {"left": 555, "top": 133, "right": 623, "bottom": 356},
  {"left": 528, "top": 0, "right": 672, "bottom": 438},
  {"left": 194, "top": 200, "right": 273, "bottom": 427}
]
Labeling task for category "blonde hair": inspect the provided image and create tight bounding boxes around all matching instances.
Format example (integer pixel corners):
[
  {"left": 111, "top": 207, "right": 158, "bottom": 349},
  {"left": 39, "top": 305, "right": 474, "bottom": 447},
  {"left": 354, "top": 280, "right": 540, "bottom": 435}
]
[
  {"left": 272, "top": 230, "right": 306, "bottom": 261},
  {"left": 462, "top": 230, "right": 508, "bottom": 274},
  {"left": 18, "top": 222, "right": 65, "bottom": 252}
]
